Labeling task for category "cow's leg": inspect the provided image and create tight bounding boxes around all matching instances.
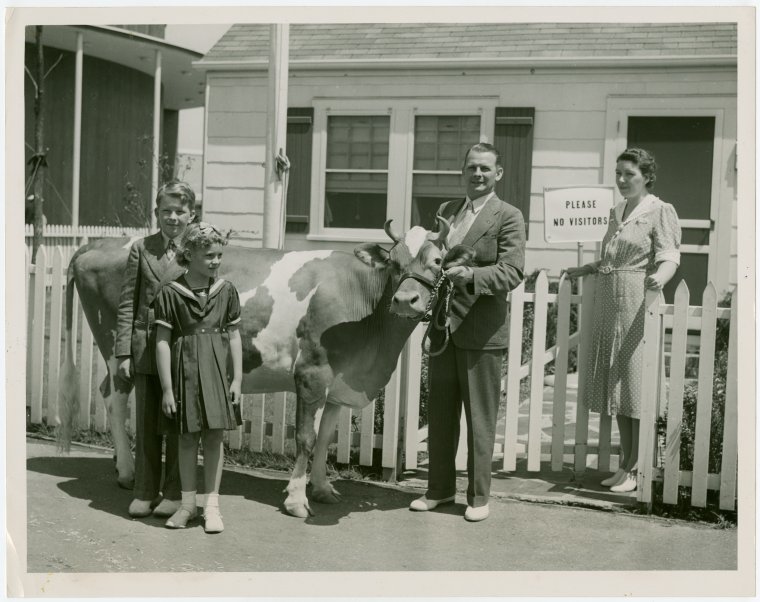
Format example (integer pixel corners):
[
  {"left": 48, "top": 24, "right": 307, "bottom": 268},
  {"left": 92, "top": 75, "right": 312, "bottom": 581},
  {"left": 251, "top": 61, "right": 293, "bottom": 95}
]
[
  {"left": 310, "top": 401, "right": 343, "bottom": 504},
  {"left": 284, "top": 365, "right": 329, "bottom": 518},
  {"left": 103, "top": 358, "right": 135, "bottom": 489}
]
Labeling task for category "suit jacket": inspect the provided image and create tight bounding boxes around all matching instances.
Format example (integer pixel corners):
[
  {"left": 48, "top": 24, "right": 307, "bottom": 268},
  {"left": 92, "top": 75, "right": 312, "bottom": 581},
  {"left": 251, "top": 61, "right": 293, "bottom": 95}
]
[
  {"left": 436, "top": 195, "right": 526, "bottom": 350},
  {"left": 115, "top": 232, "right": 185, "bottom": 374}
]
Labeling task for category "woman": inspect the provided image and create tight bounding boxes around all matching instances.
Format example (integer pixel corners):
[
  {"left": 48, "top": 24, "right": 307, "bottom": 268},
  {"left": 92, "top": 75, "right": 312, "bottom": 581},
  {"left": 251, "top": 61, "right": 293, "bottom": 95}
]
[{"left": 565, "top": 148, "right": 681, "bottom": 493}]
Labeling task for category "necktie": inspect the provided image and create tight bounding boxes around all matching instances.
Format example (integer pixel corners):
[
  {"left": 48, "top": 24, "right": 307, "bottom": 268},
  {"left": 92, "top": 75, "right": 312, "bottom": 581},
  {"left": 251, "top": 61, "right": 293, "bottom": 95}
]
[
  {"left": 447, "top": 200, "right": 473, "bottom": 248},
  {"left": 166, "top": 239, "right": 177, "bottom": 262}
]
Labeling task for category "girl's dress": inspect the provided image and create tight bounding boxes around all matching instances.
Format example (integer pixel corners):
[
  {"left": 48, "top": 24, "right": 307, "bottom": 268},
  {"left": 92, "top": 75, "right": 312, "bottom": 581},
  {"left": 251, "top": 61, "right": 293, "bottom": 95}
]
[
  {"left": 583, "top": 194, "right": 681, "bottom": 419},
  {"left": 154, "top": 275, "right": 241, "bottom": 433}
]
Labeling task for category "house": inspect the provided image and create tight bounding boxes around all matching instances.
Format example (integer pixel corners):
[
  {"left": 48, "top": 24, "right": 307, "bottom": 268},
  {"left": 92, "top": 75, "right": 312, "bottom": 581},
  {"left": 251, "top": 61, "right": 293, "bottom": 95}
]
[
  {"left": 195, "top": 23, "right": 738, "bottom": 298},
  {"left": 24, "top": 25, "right": 205, "bottom": 228}
]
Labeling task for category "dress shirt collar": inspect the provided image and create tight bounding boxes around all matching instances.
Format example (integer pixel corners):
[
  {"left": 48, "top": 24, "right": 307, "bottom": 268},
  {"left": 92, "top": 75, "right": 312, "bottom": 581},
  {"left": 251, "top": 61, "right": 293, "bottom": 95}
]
[
  {"left": 464, "top": 191, "right": 495, "bottom": 215},
  {"left": 161, "top": 232, "right": 179, "bottom": 250}
]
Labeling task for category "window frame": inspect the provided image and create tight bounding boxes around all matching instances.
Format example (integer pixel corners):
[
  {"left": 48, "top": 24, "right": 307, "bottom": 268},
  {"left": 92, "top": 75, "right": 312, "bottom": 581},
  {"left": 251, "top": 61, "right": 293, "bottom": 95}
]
[{"left": 308, "top": 97, "right": 497, "bottom": 242}]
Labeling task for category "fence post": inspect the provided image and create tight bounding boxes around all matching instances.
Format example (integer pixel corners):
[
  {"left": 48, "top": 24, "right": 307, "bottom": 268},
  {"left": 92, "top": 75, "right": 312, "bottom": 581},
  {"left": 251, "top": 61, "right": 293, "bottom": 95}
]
[
  {"left": 29, "top": 245, "right": 48, "bottom": 425},
  {"left": 503, "top": 282, "right": 525, "bottom": 472},
  {"left": 719, "top": 287, "right": 738, "bottom": 511},
  {"left": 551, "top": 275, "right": 572, "bottom": 471},
  {"left": 663, "top": 280, "right": 690, "bottom": 505},
  {"left": 402, "top": 324, "right": 424, "bottom": 471},
  {"left": 47, "top": 248, "right": 65, "bottom": 425},
  {"left": 691, "top": 283, "right": 718, "bottom": 508},
  {"left": 382, "top": 356, "right": 403, "bottom": 481},
  {"left": 636, "top": 289, "right": 662, "bottom": 510},
  {"left": 574, "top": 274, "right": 596, "bottom": 474}
]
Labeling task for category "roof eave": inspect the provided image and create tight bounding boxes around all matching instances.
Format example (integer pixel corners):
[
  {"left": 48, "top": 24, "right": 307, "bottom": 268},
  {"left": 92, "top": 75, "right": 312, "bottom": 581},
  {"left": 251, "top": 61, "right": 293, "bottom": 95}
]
[{"left": 194, "top": 55, "right": 737, "bottom": 72}]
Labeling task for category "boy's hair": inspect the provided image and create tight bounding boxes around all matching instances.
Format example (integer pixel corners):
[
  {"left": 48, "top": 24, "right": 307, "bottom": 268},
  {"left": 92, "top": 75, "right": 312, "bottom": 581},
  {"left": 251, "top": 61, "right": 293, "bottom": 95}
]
[
  {"left": 156, "top": 180, "right": 197, "bottom": 212},
  {"left": 176, "top": 222, "right": 229, "bottom": 267},
  {"left": 463, "top": 142, "right": 502, "bottom": 168}
]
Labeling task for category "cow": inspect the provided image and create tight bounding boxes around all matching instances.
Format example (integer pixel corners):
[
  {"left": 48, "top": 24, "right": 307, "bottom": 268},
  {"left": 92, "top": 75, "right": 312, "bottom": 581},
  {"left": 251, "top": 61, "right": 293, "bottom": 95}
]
[{"left": 58, "top": 217, "right": 457, "bottom": 518}]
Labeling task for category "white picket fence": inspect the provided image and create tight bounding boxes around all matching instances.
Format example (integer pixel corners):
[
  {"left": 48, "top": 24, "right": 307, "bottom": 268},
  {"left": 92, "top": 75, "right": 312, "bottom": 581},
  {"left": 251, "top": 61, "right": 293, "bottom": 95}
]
[
  {"left": 26, "top": 245, "right": 738, "bottom": 510},
  {"left": 25, "top": 224, "right": 148, "bottom": 262}
]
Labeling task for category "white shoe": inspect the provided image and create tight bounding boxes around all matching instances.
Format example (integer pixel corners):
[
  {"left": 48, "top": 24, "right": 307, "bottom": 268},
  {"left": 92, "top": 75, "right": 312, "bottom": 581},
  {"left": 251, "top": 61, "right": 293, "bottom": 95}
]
[
  {"left": 464, "top": 504, "right": 489, "bottom": 522},
  {"left": 610, "top": 472, "right": 637, "bottom": 493},
  {"left": 409, "top": 495, "right": 455, "bottom": 511},
  {"left": 601, "top": 469, "right": 627, "bottom": 487}
]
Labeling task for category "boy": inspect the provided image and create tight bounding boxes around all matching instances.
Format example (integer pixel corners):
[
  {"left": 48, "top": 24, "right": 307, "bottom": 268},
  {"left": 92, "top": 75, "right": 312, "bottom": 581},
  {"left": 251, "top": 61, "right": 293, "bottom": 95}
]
[{"left": 115, "top": 181, "right": 196, "bottom": 517}]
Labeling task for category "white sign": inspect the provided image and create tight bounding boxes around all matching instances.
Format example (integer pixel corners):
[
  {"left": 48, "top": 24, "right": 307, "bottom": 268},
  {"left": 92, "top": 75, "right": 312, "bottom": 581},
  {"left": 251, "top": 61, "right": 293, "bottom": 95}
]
[{"left": 543, "top": 186, "right": 615, "bottom": 244}]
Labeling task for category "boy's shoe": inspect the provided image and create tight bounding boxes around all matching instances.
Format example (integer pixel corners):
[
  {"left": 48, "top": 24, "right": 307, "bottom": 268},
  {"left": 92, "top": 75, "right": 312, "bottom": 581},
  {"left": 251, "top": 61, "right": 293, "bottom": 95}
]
[
  {"left": 153, "top": 498, "right": 181, "bottom": 517},
  {"left": 165, "top": 506, "right": 197, "bottom": 529},
  {"left": 203, "top": 506, "right": 224, "bottom": 534},
  {"left": 409, "top": 494, "right": 456, "bottom": 511},
  {"left": 128, "top": 497, "right": 160, "bottom": 518},
  {"left": 464, "top": 504, "right": 490, "bottom": 522}
]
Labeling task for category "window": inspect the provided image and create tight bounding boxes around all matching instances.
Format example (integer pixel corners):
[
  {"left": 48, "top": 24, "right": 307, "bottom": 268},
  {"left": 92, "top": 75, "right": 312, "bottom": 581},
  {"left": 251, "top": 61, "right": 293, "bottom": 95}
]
[
  {"left": 308, "top": 98, "right": 499, "bottom": 242},
  {"left": 411, "top": 115, "right": 481, "bottom": 229},
  {"left": 324, "top": 115, "right": 390, "bottom": 229}
]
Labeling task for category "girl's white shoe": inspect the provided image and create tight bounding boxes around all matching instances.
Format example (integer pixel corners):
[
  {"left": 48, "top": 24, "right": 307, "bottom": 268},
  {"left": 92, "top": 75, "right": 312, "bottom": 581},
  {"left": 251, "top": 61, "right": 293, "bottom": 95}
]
[
  {"left": 203, "top": 505, "right": 224, "bottom": 533},
  {"left": 600, "top": 469, "right": 626, "bottom": 487},
  {"left": 610, "top": 472, "right": 638, "bottom": 493}
]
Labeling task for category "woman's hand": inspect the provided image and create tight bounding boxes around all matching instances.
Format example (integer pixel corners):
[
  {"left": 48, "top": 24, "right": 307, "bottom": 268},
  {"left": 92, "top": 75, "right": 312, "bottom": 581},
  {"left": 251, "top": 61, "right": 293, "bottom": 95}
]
[
  {"left": 162, "top": 390, "right": 177, "bottom": 418},
  {"left": 563, "top": 264, "right": 596, "bottom": 279},
  {"left": 645, "top": 273, "right": 669, "bottom": 290}
]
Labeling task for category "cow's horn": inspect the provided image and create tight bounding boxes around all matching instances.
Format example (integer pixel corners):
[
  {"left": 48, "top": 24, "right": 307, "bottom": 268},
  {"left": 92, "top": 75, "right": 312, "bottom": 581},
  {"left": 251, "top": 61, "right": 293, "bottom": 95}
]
[
  {"left": 427, "top": 216, "right": 451, "bottom": 244},
  {"left": 384, "top": 219, "right": 403, "bottom": 244}
]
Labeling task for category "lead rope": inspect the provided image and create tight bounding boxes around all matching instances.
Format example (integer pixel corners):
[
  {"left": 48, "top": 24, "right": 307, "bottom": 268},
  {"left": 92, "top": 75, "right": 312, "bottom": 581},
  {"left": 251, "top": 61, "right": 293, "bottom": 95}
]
[{"left": 421, "top": 273, "right": 454, "bottom": 357}]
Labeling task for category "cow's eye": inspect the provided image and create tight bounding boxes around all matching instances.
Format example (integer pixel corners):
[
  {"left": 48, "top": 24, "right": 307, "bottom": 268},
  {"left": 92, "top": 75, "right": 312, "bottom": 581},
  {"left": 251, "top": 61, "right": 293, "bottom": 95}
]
[{"left": 432, "top": 257, "right": 442, "bottom": 267}]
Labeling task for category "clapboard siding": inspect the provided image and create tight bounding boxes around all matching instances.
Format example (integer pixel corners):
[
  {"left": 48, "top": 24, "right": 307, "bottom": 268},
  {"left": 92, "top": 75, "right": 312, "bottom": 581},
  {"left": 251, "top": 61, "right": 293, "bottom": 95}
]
[
  {"left": 205, "top": 187, "right": 264, "bottom": 214},
  {"left": 205, "top": 67, "right": 735, "bottom": 275},
  {"left": 206, "top": 141, "right": 266, "bottom": 164}
]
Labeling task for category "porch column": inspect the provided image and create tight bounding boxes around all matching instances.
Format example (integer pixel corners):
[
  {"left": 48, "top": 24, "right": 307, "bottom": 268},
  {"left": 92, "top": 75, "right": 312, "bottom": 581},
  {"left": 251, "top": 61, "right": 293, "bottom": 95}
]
[
  {"left": 71, "top": 31, "right": 83, "bottom": 236},
  {"left": 262, "top": 24, "right": 289, "bottom": 249},
  {"left": 150, "top": 49, "right": 162, "bottom": 231}
]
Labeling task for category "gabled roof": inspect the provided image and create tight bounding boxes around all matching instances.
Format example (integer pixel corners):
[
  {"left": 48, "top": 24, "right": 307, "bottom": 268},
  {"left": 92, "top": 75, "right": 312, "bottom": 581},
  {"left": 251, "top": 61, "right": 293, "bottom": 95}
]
[{"left": 197, "top": 23, "right": 737, "bottom": 69}]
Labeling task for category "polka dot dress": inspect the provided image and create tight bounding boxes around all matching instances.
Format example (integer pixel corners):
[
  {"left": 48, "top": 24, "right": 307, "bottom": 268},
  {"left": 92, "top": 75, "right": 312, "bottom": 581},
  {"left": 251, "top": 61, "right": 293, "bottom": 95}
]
[{"left": 583, "top": 195, "right": 681, "bottom": 418}]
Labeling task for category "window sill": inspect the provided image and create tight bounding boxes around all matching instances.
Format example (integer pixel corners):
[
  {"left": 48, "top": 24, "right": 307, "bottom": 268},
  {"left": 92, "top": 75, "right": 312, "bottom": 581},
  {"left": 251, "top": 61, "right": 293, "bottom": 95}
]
[{"left": 306, "top": 232, "right": 390, "bottom": 244}]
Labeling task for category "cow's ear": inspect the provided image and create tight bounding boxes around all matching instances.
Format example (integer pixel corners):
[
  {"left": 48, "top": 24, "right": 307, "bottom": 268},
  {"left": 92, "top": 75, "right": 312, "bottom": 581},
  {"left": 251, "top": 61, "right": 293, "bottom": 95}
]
[{"left": 354, "top": 244, "right": 391, "bottom": 268}]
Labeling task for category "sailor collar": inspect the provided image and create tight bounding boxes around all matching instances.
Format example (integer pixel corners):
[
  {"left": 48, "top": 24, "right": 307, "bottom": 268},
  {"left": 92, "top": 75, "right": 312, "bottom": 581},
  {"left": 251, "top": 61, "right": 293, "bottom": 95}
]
[
  {"left": 168, "top": 277, "right": 226, "bottom": 303},
  {"left": 614, "top": 194, "right": 661, "bottom": 226}
]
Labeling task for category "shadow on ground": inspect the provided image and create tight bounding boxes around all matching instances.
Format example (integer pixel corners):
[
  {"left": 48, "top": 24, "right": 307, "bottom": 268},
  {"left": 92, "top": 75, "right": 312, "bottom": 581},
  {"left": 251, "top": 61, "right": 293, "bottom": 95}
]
[{"left": 27, "top": 453, "right": 418, "bottom": 528}]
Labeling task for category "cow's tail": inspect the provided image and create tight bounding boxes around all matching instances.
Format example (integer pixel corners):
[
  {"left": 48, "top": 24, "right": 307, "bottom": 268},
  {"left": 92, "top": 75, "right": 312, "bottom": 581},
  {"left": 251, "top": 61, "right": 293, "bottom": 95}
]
[{"left": 56, "top": 259, "right": 80, "bottom": 452}]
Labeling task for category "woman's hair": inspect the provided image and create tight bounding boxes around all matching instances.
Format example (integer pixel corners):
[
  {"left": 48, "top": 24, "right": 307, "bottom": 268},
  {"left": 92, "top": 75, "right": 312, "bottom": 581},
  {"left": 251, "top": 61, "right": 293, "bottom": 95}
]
[
  {"left": 176, "top": 221, "right": 229, "bottom": 267},
  {"left": 616, "top": 147, "right": 657, "bottom": 190},
  {"left": 156, "top": 180, "right": 197, "bottom": 212}
]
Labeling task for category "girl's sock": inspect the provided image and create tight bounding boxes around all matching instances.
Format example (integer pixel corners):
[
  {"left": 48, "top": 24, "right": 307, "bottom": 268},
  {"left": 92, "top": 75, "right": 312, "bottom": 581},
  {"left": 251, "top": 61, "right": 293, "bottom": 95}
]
[
  {"left": 181, "top": 490, "right": 197, "bottom": 511},
  {"left": 205, "top": 492, "right": 219, "bottom": 510}
]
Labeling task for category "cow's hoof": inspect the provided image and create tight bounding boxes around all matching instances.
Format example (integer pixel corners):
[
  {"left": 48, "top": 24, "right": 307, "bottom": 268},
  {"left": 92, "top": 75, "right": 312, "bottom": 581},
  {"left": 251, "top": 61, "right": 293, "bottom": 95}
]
[
  {"left": 284, "top": 497, "right": 313, "bottom": 518},
  {"left": 311, "top": 483, "right": 342, "bottom": 504},
  {"left": 117, "top": 476, "right": 135, "bottom": 490}
]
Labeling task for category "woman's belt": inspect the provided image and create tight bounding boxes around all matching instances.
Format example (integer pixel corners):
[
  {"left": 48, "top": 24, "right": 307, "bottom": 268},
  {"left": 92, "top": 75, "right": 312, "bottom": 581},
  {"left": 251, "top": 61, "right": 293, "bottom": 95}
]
[
  {"left": 597, "top": 265, "right": 647, "bottom": 275},
  {"left": 179, "top": 325, "right": 228, "bottom": 335}
]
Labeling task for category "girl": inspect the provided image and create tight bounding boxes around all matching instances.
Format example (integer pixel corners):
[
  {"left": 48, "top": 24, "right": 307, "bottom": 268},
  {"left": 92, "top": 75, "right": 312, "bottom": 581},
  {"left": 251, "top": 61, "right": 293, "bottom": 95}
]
[{"left": 154, "top": 222, "right": 243, "bottom": 533}]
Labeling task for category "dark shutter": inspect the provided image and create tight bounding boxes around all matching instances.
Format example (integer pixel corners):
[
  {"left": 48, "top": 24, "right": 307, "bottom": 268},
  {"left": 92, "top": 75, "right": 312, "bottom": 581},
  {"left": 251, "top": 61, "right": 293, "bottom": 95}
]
[
  {"left": 285, "top": 108, "right": 314, "bottom": 233},
  {"left": 494, "top": 107, "right": 534, "bottom": 233}
]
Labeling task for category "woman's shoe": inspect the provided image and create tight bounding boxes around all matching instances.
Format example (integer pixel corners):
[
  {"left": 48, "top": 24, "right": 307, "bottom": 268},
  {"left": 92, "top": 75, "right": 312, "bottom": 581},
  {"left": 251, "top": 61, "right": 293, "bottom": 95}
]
[
  {"left": 165, "top": 506, "right": 197, "bottom": 529},
  {"left": 610, "top": 472, "right": 638, "bottom": 493},
  {"left": 601, "top": 469, "right": 627, "bottom": 487},
  {"left": 204, "top": 505, "right": 224, "bottom": 534}
]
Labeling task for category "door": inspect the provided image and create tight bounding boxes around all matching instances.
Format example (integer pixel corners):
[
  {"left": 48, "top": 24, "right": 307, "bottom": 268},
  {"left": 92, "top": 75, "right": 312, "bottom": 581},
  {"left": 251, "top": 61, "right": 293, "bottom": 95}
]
[{"left": 627, "top": 116, "right": 715, "bottom": 303}]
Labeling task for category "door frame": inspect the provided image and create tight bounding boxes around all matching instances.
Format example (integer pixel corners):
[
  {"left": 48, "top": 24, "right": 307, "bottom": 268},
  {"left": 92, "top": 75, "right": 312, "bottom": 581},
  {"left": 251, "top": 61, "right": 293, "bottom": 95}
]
[{"left": 603, "top": 94, "right": 737, "bottom": 295}]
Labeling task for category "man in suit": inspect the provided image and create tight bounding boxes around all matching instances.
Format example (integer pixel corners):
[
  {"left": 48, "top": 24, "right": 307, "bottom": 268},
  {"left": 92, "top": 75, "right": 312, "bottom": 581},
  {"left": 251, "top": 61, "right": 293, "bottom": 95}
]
[
  {"left": 410, "top": 142, "right": 526, "bottom": 521},
  {"left": 116, "top": 181, "right": 196, "bottom": 518}
]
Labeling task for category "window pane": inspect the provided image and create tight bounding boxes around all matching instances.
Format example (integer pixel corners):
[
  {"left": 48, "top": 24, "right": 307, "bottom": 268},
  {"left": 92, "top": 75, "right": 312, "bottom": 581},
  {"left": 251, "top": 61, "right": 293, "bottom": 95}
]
[
  {"left": 325, "top": 172, "right": 388, "bottom": 229},
  {"left": 411, "top": 173, "right": 463, "bottom": 229},
  {"left": 413, "top": 115, "right": 481, "bottom": 171},
  {"left": 327, "top": 115, "right": 390, "bottom": 170}
]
